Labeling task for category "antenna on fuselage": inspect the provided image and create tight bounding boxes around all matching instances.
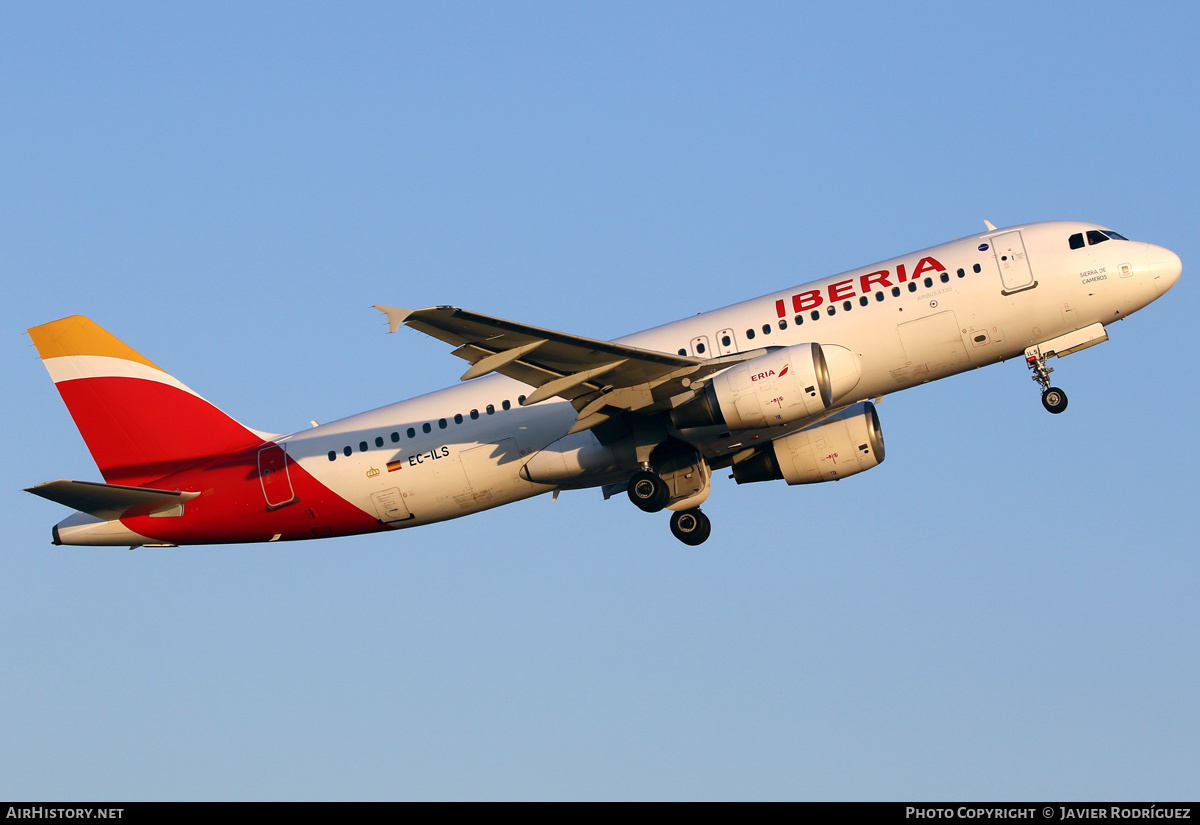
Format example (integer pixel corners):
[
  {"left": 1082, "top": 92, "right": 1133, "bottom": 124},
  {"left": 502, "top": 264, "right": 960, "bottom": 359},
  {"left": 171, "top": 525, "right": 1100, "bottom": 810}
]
[{"left": 984, "top": 220, "right": 996, "bottom": 231}]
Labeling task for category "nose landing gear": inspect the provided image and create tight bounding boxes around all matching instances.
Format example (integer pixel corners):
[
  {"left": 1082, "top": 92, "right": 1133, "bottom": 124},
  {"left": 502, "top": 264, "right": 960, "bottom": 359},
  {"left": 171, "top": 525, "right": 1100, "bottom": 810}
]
[
  {"left": 1041, "top": 386, "right": 1068, "bottom": 414},
  {"left": 1026, "top": 346, "right": 1068, "bottom": 415}
]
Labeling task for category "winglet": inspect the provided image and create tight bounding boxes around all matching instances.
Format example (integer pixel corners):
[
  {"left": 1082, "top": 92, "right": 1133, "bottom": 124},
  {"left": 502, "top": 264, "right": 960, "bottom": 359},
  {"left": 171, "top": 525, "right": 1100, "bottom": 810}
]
[
  {"left": 372, "top": 305, "right": 411, "bottom": 334},
  {"left": 984, "top": 220, "right": 997, "bottom": 231}
]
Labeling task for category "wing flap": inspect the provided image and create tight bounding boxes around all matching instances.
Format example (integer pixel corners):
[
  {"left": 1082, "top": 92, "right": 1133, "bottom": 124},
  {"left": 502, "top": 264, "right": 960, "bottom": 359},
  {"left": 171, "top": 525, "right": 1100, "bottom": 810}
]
[{"left": 373, "top": 304, "right": 765, "bottom": 419}]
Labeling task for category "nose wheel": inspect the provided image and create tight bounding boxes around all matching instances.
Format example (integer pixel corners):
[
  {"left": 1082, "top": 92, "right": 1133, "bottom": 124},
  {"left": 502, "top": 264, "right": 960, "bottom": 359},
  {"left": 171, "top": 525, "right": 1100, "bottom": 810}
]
[
  {"left": 1026, "top": 346, "right": 1068, "bottom": 415},
  {"left": 1041, "top": 386, "right": 1068, "bottom": 414}
]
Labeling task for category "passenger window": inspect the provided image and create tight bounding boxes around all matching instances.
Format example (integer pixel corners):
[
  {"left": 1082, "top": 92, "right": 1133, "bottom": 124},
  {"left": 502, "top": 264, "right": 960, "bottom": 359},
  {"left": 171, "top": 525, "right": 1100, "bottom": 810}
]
[
  {"left": 762, "top": 324, "right": 771, "bottom": 335},
  {"left": 677, "top": 348, "right": 686, "bottom": 355},
  {"left": 778, "top": 319, "right": 787, "bottom": 330},
  {"left": 859, "top": 296, "right": 868, "bottom": 306},
  {"left": 487, "top": 405, "right": 495, "bottom": 415},
  {"left": 891, "top": 286, "right": 901, "bottom": 297},
  {"left": 746, "top": 329, "right": 755, "bottom": 339},
  {"left": 391, "top": 432, "right": 399, "bottom": 443},
  {"left": 842, "top": 301, "right": 852, "bottom": 311},
  {"left": 407, "top": 427, "right": 416, "bottom": 438},
  {"left": 810, "top": 310, "right": 820, "bottom": 321},
  {"left": 875, "top": 291, "right": 884, "bottom": 301},
  {"left": 1086, "top": 230, "right": 1109, "bottom": 245},
  {"left": 502, "top": 400, "right": 511, "bottom": 411},
  {"left": 438, "top": 418, "right": 447, "bottom": 429},
  {"left": 908, "top": 282, "right": 917, "bottom": 292},
  {"left": 375, "top": 436, "right": 384, "bottom": 448},
  {"left": 454, "top": 413, "right": 463, "bottom": 424},
  {"left": 940, "top": 273, "right": 949, "bottom": 283},
  {"left": 973, "top": 263, "right": 982, "bottom": 273},
  {"left": 470, "top": 409, "right": 479, "bottom": 420},
  {"left": 827, "top": 305, "right": 836, "bottom": 316},
  {"left": 343, "top": 446, "right": 352, "bottom": 457},
  {"left": 795, "top": 314, "right": 804, "bottom": 325},
  {"left": 957, "top": 268, "right": 965, "bottom": 278},
  {"left": 721, "top": 335, "right": 731, "bottom": 347},
  {"left": 1069, "top": 233, "right": 1085, "bottom": 250},
  {"left": 696, "top": 342, "right": 706, "bottom": 353},
  {"left": 328, "top": 451, "right": 336, "bottom": 461},
  {"left": 518, "top": 395, "right": 526, "bottom": 405},
  {"left": 359, "top": 441, "right": 368, "bottom": 452},
  {"left": 422, "top": 423, "right": 431, "bottom": 434},
  {"left": 923, "top": 277, "right": 933, "bottom": 288}
]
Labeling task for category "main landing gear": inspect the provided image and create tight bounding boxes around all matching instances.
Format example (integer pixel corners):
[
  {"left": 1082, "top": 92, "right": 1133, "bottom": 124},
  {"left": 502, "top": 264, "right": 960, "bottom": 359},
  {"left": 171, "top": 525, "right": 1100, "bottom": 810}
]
[
  {"left": 1026, "top": 347, "right": 1068, "bottom": 415},
  {"left": 669, "top": 509, "right": 711, "bottom": 546},
  {"left": 626, "top": 467, "right": 712, "bottom": 546},
  {"left": 627, "top": 469, "right": 670, "bottom": 512}
]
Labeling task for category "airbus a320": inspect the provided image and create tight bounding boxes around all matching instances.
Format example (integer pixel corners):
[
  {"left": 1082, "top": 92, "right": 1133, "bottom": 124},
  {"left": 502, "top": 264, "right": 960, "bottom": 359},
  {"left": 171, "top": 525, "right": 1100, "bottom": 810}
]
[{"left": 26, "top": 221, "right": 1181, "bottom": 547}]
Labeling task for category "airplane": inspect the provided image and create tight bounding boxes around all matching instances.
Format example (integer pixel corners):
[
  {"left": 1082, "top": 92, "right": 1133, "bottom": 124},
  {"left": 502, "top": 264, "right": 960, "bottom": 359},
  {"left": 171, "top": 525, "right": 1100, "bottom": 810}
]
[{"left": 25, "top": 220, "right": 1181, "bottom": 548}]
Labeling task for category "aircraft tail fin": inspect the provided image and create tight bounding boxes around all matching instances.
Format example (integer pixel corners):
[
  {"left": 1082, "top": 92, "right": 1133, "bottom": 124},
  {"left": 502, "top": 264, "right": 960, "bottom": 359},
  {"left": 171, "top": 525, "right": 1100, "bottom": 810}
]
[{"left": 28, "top": 316, "right": 269, "bottom": 487}]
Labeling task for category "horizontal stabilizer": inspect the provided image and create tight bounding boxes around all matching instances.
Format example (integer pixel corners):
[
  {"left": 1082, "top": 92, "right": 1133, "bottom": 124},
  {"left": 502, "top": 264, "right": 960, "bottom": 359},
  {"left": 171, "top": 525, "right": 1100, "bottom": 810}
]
[{"left": 26, "top": 479, "right": 200, "bottom": 520}]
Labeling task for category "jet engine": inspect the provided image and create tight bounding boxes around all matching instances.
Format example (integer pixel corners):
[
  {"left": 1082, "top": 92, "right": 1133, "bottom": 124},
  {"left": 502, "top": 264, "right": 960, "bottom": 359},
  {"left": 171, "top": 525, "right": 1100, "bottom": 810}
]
[
  {"left": 671, "top": 343, "right": 861, "bottom": 431},
  {"left": 731, "top": 401, "right": 884, "bottom": 485}
]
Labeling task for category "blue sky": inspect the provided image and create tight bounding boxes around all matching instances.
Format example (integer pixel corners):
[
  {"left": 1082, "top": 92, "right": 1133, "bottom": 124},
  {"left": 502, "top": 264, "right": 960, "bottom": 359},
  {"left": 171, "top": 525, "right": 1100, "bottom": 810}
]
[{"left": 3, "top": 1, "right": 1197, "bottom": 800}]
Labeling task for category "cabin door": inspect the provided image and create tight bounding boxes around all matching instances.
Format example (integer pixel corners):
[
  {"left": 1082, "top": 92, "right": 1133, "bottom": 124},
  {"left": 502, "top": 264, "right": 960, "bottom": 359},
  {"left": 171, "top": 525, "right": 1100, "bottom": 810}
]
[
  {"left": 258, "top": 444, "right": 297, "bottom": 509},
  {"left": 990, "top": 230, "right": 1036, "bottom": 294}
]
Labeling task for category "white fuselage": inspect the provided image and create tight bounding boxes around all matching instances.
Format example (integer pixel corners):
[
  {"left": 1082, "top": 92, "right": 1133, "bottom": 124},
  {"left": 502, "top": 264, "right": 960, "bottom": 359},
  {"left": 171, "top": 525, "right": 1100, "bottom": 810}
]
[{"left": 280, "top": 221, "right": 1179, "bottom": 527}]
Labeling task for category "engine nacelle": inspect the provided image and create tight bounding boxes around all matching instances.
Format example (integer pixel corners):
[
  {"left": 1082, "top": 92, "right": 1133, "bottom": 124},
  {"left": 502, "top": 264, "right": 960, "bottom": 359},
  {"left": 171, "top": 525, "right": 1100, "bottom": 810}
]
[
  {"left": 731, "top": 401, "right": 885, "bottom": 485},
  {"left": 672, "top": 343, "right": 861, "bottom": 431}
]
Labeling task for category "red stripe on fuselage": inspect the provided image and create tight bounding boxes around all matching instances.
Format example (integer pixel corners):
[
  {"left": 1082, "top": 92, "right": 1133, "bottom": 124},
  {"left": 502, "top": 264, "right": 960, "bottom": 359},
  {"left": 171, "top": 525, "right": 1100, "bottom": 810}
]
[{"left": 118, "top": 445, "right": 387, "bottom": 545}]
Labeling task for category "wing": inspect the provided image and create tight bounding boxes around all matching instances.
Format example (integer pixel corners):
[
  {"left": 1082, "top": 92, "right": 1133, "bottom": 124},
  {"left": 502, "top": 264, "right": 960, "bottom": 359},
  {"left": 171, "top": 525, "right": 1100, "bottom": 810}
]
[{"left": 374, "top": 305, "right": 761, "bottom": 433}]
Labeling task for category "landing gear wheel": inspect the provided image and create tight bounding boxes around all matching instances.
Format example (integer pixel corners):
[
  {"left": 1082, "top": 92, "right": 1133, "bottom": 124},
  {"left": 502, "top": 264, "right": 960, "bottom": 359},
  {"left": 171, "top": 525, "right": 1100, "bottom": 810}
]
[
  {"left": 670, "top": 508, "right": 711, "bottom": 546},
  {"left": 627, "top": 470, "right": 670, "bottom": 513},
  {"left": 1041, "top": 386, "right": 1068, "bottom": 414}
]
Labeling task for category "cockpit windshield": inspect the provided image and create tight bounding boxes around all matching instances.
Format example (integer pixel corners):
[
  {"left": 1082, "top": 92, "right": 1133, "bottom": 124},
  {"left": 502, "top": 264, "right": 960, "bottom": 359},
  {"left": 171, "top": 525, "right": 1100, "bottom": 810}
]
[{"left": 1069, "top": 229, "right": 1129, "bottom": 249}]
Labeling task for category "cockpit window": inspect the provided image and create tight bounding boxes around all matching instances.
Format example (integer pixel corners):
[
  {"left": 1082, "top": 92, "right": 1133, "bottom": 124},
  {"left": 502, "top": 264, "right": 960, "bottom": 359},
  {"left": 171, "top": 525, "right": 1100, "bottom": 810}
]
[
  {"left": 1069, "top": 233, "right": 1085, "bottom": 250},
  {"left": 1086, "top": 230, "right": 1110, "bottom": 245},
  {"left": 1105, "top": 230, "right": 1129, "bottom": 241}
]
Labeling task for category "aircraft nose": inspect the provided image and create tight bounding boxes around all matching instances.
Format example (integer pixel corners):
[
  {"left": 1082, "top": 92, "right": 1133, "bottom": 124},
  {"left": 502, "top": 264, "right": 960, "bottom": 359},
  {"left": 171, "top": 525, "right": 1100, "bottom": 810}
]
[{"left": 1146, "top": 244, "right": 1182, "bottom": 296}]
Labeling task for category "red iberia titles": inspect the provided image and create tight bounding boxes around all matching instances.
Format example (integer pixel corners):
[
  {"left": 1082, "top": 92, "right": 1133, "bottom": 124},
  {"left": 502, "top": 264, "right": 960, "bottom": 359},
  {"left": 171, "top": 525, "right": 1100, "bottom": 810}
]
[{"left": 775, "top": 257, "right": 945, "bottom": 317}]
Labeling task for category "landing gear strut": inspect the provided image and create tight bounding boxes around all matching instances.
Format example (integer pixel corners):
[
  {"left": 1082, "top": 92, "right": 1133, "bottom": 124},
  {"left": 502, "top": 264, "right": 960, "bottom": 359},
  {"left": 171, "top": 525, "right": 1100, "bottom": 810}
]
[
  {"left": 1026, "top": 347, "right": 1068, "bottom": 415},
  {"left": 670, "top": 509, "right": 711, "bottom": 546}
]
